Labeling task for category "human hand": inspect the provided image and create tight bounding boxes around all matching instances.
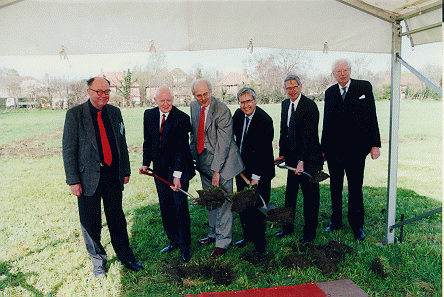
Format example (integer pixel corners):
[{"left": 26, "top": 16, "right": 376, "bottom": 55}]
[
  {"left": 170, "top": 177, "right": 181, "bottom": 192},
  {"left": 124, "top": 176, "right": 130, "bottom": 184},
  {"left": 70, "top": 184, "right": 82, "bottom": 197},
  {"left": 370, "top": 147, "right": 380, "bottom": 160},
  {"left": 212, "top": 171, "right": 220, "bottom": 187}
]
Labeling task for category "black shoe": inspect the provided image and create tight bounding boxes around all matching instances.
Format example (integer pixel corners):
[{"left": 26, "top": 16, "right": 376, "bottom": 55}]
[
  {"left": 181, "top": 248, "right": 192, "bottom": 263},
  {"left": 253, "top": 246, "right": 266, "bottom": 255},
  {"left": 123, "top": 261, "right": 143, "bottom": 272},
  {"left": 276, "top": 229, "right": 293, "bottom": 238},
  {"left": 235, "top": 238, "right": 250, "bottom": 248},
  {"left": 93, "top": 265, "right": 107, "bottom": 278},
  {"left": 299, "top": 233, "right": 316, "bottom": 243},
  {"left": 161, "top": 243, "right": 178, "bottom": 253},
  {"left": 325, "top": 222, "right": 341, "bottom": 232},
  {"left": 353, "top": 228, "right": 366, "bottom": 240}
]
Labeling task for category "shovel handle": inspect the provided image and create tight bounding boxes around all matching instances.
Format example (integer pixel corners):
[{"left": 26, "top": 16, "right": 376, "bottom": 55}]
[{"left": 141, "top": 168, "right": 195, "bottom": 199}]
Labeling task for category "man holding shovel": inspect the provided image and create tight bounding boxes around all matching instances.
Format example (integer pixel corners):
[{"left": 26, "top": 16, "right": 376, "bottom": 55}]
[
  {"left": 274, "top": 74, "right": 324, "bottom": 243},
  {"left": 232, "top": 87, "right": 275, "bottom": 254},
  {"left": 139, "top": 87, "right": 195, "bottom": 262},
  {"left": 190, "top": 80, "right": 244, "bottom": 259}
]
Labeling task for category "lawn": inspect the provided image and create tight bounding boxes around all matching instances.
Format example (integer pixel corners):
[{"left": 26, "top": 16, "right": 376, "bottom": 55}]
[{"left": 0, "top": 100, "right": 441, "bottom": 296}]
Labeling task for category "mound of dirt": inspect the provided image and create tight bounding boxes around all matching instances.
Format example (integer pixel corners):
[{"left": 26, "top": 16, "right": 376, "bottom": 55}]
[
  {"left": 195, "top": 187, "right": 226, "bottom": 208},
  {"left": 370, "top": 257, "right": 388, "bottom": 279},
  {"left": 231, "top": 185, "right": 258, "bottom": 213}
]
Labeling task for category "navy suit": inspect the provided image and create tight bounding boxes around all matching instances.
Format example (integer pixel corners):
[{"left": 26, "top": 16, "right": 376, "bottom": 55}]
[
  {"left": 233, "top": 106, "right": 275, "bottom": 250},
  {"left": 279, "top": 95, "right": 323, "bottom": 235},
  {"left": 142, "top": 106, "right": 195, "bottom": 251},
  {"left": 321, "top": 79, "right": 381, "bottom": 230}
]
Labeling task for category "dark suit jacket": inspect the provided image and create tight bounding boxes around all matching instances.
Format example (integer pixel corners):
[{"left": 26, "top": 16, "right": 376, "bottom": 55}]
[
  {"left": 321, "top": 79, "right": 381, "bottom": 157},
  {"left": 190, "top": 97, "right": 244, "bottom": 180},
  {"left": 233, "top": 106, "right": 275, "bottom": 180},
  {"left": 279, "top": 95, "right": 323, "bottom": 174},
  {"left": 62, "top": 101, "right": 131, "bottom": 196},
  {"left": 143, "top": 106, "right": 195, "bottom": 182}
]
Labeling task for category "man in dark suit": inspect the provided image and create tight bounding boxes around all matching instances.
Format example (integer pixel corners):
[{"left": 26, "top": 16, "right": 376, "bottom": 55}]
[
  {"left": 232, "top": 87, "right": 275, "bottom": 254},
  {"left": 275, "top": 74, "right": 324, "bottom": 243},
  {"left": 62, "top": 77, "right": 142, "bottom": 278},
  {"left": 139, "top": 87, "right": 195, "bottom": 262},
  {"left": 189, "top": 79, "right": 244, "bottom": 259},
  {"left": 321, "top": 59, "right": 381, "bottom": 240}
]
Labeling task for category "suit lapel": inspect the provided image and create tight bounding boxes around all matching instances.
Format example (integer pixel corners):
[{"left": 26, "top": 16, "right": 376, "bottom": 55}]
[
  {"left": 83, "top": 101, "right": 98, "bottom": 152},
  {"left": 205, "top": 97, "right": 216, "bottom": 132}
]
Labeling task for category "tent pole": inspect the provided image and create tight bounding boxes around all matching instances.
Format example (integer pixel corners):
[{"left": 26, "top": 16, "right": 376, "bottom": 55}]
[{"left": 383, "top": 20, "right": 402, "bottom": 245}]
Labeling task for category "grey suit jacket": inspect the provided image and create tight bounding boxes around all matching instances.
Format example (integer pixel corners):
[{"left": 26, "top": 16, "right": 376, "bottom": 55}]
[
  {"left": 62, "top": 100, "right": 131, "bottom": 196},
  {"left": 190, "top": 97, "right": 244, "bottom": 181}
]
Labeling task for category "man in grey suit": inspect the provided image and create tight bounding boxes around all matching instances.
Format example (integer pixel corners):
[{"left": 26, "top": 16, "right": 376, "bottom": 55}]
[
  {"left": 62, "top": 77, "right": 142, "bottom": 278},
  {"left": 190, "top": 79, "right": 244, "bottom": 259}
]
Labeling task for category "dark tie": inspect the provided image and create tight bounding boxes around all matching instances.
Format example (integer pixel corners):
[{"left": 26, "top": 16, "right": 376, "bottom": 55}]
[
  {"left": 240, "top": 116, "right": 250, "bottom": 154},
  {"left": 159, "top": 114, "right": 166, "bottom": 149},
  {"left": 197, "top": 106, "right": 205, "bottom": 154},
  {"left": 341, "top": 87, "right": 347, "bottom": 100},
  {"left": 97, "top": 110, "right": 112, "bottom": 166},
  {"left": 288, "top": 102, "right": 297, "bottom": 150}
]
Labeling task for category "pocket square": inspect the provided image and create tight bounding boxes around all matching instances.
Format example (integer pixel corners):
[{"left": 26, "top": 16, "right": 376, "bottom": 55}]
[{"left": 359, "top": 95, "right": 366, "bottom": 99}]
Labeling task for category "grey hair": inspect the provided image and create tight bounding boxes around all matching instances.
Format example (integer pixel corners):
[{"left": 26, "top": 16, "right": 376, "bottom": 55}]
[
  {"left": 191, "top": 79, "right": 212, "bottom": 95},
  {"left": 155, "top": 86, "right": 173, "bottom": 98},
  {"left": 332, "top": 59, "right": 352, "bottom": 72},
  {"left": 237, "top": 87, "right": 257, "bottom": 101},
  {"left": 284, "top": 74, "right": 302, "bottom": 86}
]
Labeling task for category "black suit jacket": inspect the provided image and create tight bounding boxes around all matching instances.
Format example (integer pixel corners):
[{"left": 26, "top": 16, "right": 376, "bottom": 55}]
[
  {"left": 142, "top": 106, "right": 195, "bottom": 182},
  {"left": 62, "top": 101, "right": 131, "bottom": 196},
  {"left": 321, "top": 79, "right": 381, "bottom": 157},
  {"left": 233, "top": 106, "right": 275, "bottom": 180},
  {"left": 279, "top": 95, "right": 323, "bottom": 174}
]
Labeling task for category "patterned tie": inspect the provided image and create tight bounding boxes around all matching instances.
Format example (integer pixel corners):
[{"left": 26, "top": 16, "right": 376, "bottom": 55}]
[
  {"left": 341, "top": 86, "right": 347, "bottom": 100},
  {"left": 197, "top": 106, "right": 205, "bottom": 154},
  {"left": 288, "top": 102, "right": 297, "bottom": 150},
  {"left": 240, "top": 116, "right": 250, "bottom": 154},
  {"left": 97, "top": 110, "right": 112, "bottom": 166},
  {"left": 159, "top": 114, "right": 166, "bottom": 149}
]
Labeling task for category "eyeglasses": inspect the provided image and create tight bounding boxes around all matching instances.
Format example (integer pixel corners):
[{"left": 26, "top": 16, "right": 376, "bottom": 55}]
[
  {"left": 239, "top": 99, "right": 255, "bottom": 105},
  {"left": 285, "top": 86, "right": 299, "bottom": 92},
  {"left": 334, "top": 69, "right": 350, "bottom": 75},
  {"left": 90, "top": 89, "right": 111, "bottom": 96}
]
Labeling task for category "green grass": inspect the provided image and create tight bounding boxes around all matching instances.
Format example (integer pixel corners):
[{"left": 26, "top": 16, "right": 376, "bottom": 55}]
[{"left": 0, "top": 101, "right": 441, "bottom": 296}]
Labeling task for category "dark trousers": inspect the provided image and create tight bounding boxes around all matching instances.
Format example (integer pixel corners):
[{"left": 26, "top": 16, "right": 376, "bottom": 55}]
[
  {"left": 327, "top": 154, "right": 366, "bottom": 230},
  {"left": 235, "top": 175, "right": 270, "bottom": 250},
  {"left": 155, "top": 178, "right": 191, "bottom": 252},
  {"left": 284, "top": 172, "right": 320, "bottom": 236},
  {"left": 78, "top": 167, "right": 135, "bottom": 267}
]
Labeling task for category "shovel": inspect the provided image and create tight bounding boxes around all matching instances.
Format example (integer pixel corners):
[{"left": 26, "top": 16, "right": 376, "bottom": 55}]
[
  {"left": 140, "top": 167, "right": 196, "bottom": 200},
  {"left": 239, "top": 173, "right": 276, "bottom": 214},
  {"left": 275, "top": 160, "right": 330, "bottom": 183}
]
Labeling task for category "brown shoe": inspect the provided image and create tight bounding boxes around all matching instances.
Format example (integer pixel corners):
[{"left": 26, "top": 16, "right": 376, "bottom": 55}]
[
  {"left": 198, "top": 237, "right": 216, "bottom": 245},
  {"left": 210, "top": 247, "right": 227, "bottom": 259}
]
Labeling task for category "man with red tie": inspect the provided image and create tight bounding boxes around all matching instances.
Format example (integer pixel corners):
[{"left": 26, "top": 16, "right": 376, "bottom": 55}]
[
  {"left": 189, "top": 80, "right": 244, "bottom": 259},
  {"left": 62, "top": 77, "right": 142, "bottom": 278},
  {"left": 139, "top": 87, "right": 195, "bottom": 263}
]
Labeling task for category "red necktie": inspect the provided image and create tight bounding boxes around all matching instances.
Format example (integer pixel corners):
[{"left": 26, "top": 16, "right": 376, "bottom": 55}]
[
  {"left": 159, "top": 114, "right": 166, "bottom": 149},
  {"left": 197, "top": 106, "right": 205, "bottom": 154},
  {"left": 97, "top": 110, "right": 112, "bottom": 166}
]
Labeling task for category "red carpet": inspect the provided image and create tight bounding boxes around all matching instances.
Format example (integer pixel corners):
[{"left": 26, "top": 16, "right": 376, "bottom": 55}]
[{"left": 186, "top": 282, "right": 326, "bottom": 297}]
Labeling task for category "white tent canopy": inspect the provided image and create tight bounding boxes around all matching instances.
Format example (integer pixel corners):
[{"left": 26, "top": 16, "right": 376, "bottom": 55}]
[
  {"left": 0, "top": 0, "right": 441, "bottom": 56},
  {"left": 0, "top": 0, "right": 442, "bottom": 245}
]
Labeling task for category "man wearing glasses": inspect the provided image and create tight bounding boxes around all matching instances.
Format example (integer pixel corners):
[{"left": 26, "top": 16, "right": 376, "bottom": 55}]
[
  {"left": 321, "top": 60, "right": 381, "bottom": 240},
  {"left": 232, "top": 87, "right": 275, "bottom": 254},
  {"left": 63, "top": 77, "right": 143, "bottom": 278},
  {"left": 274, "top": 74, "right": 324, "bottom": 243}
]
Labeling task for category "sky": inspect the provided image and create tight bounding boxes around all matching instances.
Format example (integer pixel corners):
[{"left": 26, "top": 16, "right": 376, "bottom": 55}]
[{"left": 0, "top": 39, "right": 441, "bottom": 81}]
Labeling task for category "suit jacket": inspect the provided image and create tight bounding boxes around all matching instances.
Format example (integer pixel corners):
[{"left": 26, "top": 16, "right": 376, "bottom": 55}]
[
  {"left": 279, "top": 95, "right": 323, "bottom": 174},
  {"left": 142, "top": 106, "right": 195, "bottom": 182},
  {"left": 190, "top": 97, "right": 244, "bottom": 180},
  {"left": 321, "top": 78, "right": 381, "bottom": 157},
  {"left": 62, "top": 101, "right": 131, "bottom": 196},
  {"left": 232, "top": 106, "right": 275, "bottom": 180}
]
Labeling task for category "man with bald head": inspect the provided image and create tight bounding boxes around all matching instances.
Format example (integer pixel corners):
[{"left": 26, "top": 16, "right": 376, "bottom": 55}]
[
  {"left": 63, "top": 77, "right": 143, "bottom": 278},
  {"left": 139, "top": 87, "right": 195, "bottom": 262}
]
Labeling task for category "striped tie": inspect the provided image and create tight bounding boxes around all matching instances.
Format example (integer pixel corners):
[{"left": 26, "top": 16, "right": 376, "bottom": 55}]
[{"left": 159, "top": 114, "right": 166, "bottom": 149}]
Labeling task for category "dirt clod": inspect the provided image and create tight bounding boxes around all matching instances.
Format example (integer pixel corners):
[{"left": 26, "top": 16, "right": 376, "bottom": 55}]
[
  {"left": 231, "top": 185, "right": 258, "bottom": 213},
  {"left": 370, "top": 257, "right": 388, "bottom": 279},
  {"left": 194, "top": 187, "right": 226, "bottom": 208}
]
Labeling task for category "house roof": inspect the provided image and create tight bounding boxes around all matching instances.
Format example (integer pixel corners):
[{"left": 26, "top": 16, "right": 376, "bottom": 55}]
[
  {"left": 99, "top": 71, "right": 140, "bottom": 88},
  {"left": 218, "top": 72, "right": 258, "bottom": 86}
]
